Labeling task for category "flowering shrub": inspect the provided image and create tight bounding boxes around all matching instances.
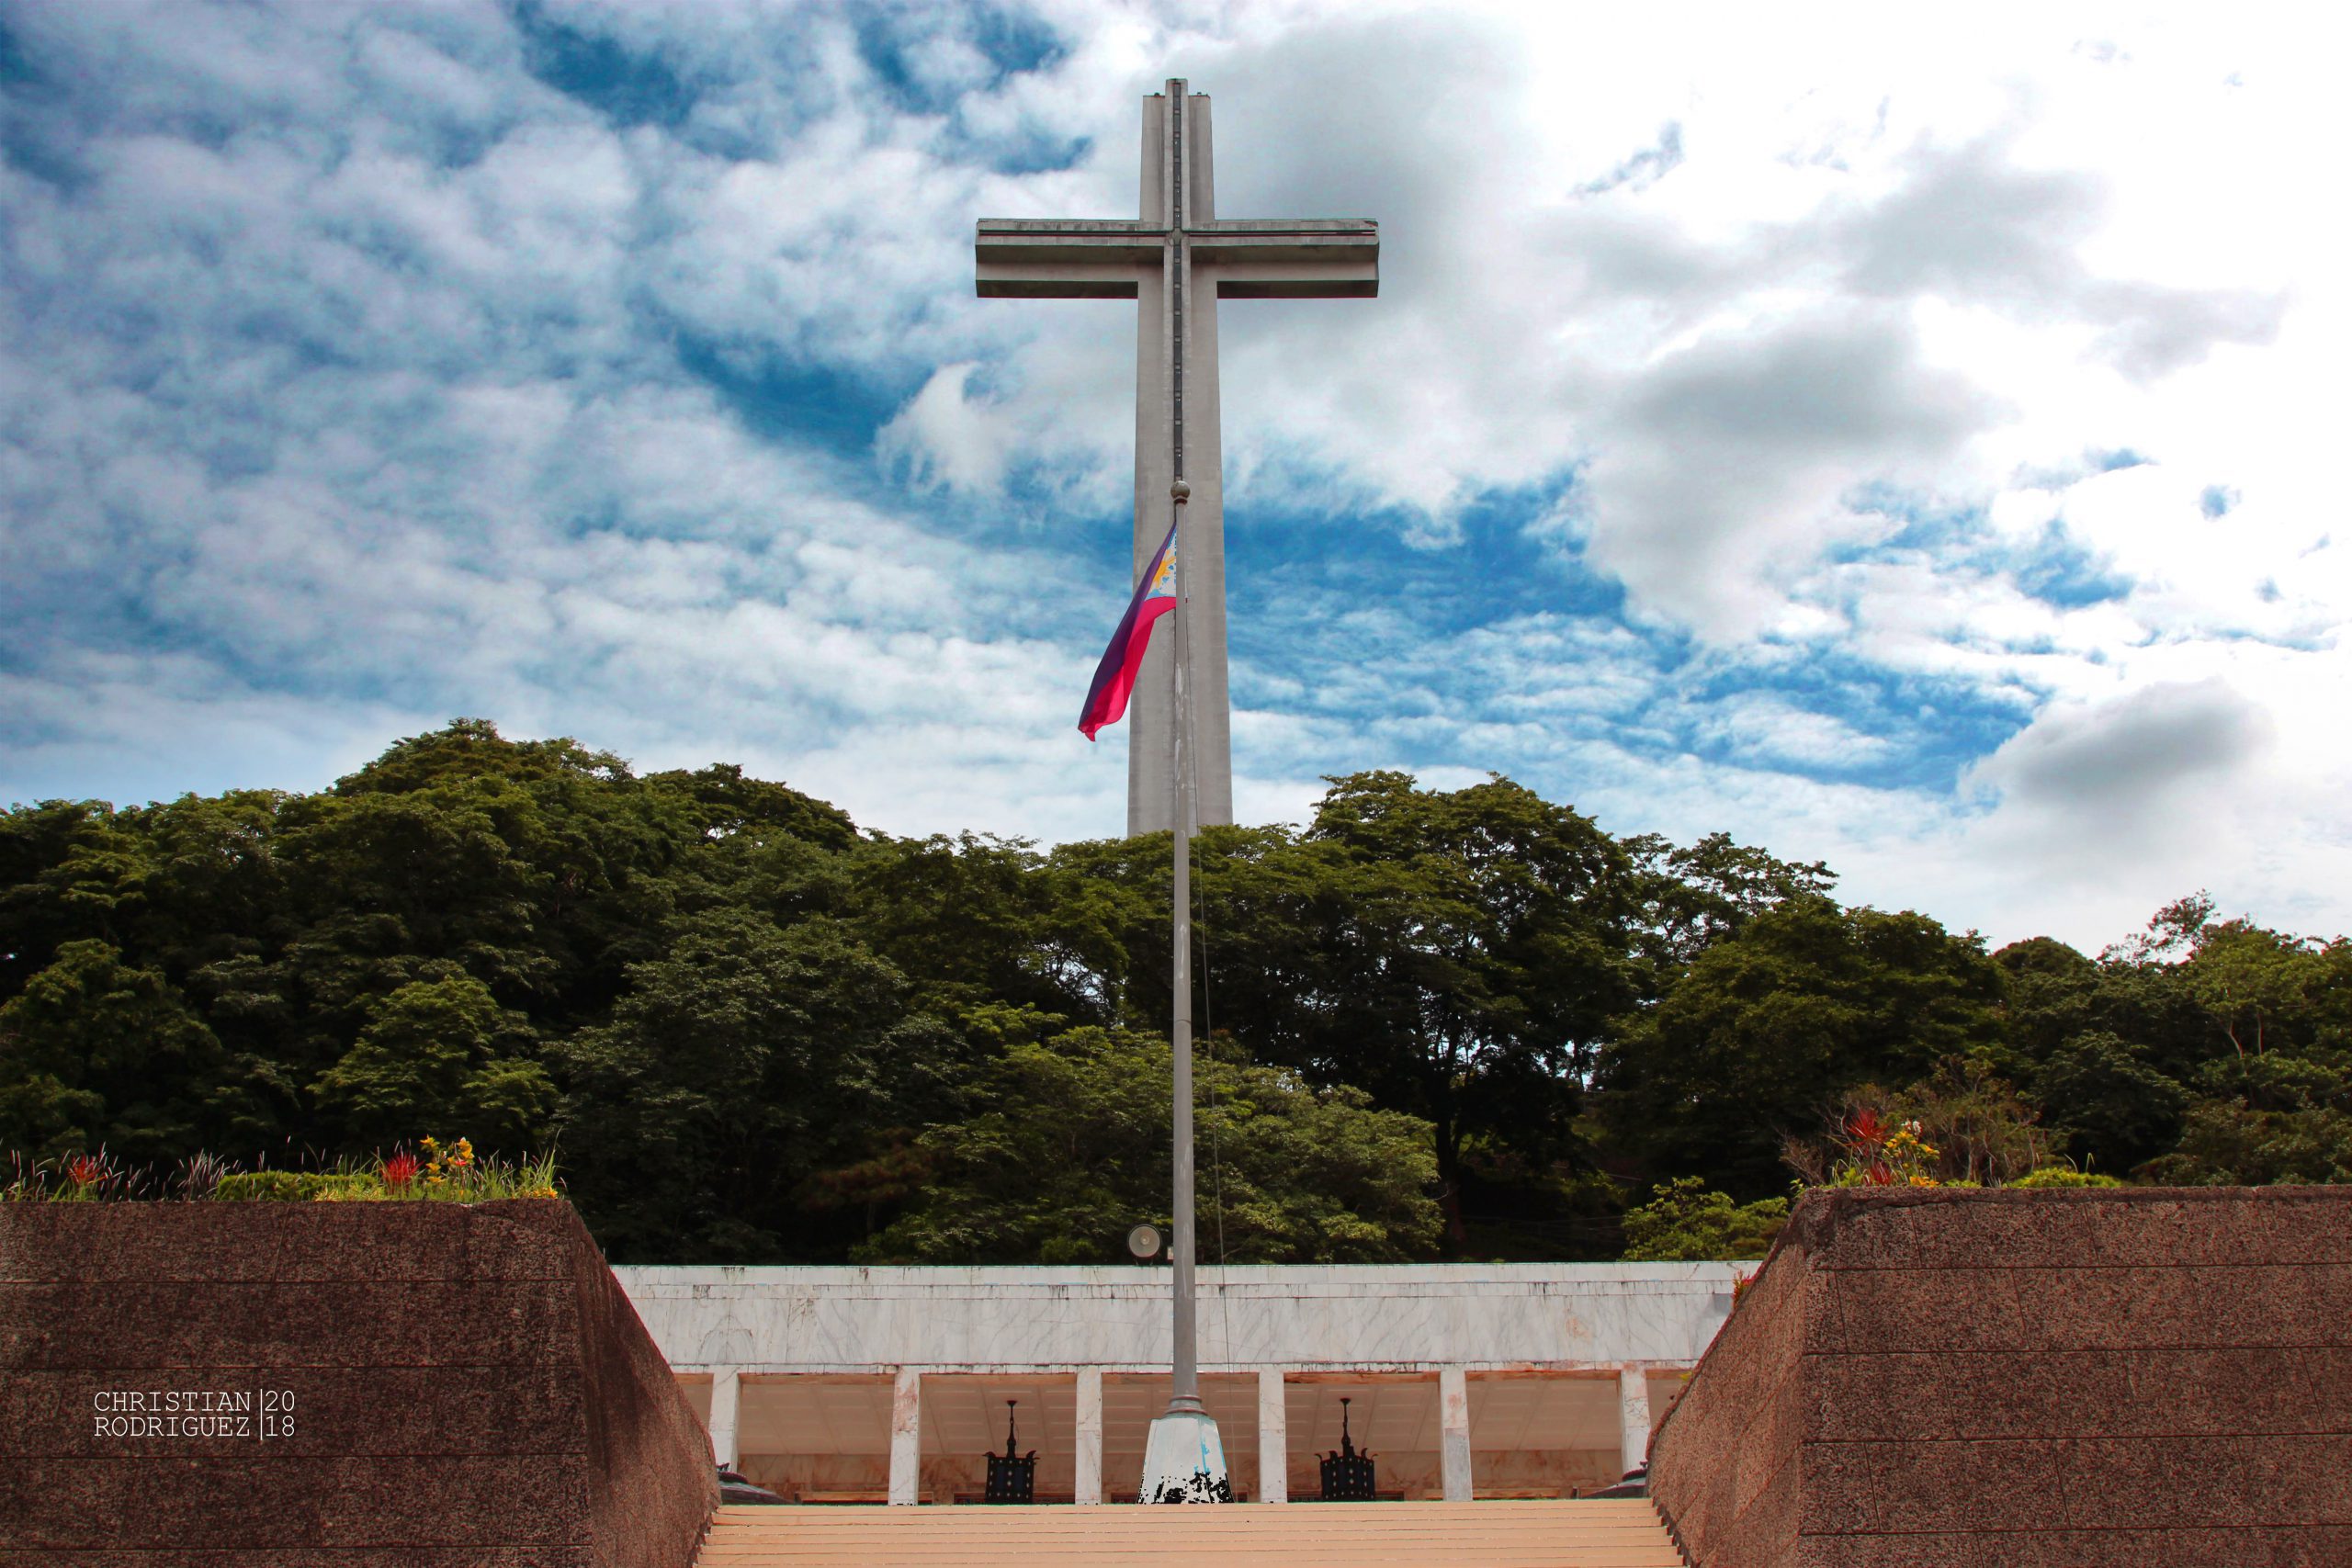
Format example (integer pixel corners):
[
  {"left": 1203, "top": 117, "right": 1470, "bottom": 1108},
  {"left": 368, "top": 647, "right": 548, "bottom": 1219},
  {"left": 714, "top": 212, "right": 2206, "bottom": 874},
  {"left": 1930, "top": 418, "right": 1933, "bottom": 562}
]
[
  {"left": 5, "top": 1140, "right": 560, "bottom": 1203},
  {"left": 63, "top": 1152, "right": 107, "bottom": 1199},
  {"left": 1829, "top": 1108, "right": 1945, "bottom": 1187},
  {"left": 420, "top": 1135, "right": 471, "bottom": 1189}
]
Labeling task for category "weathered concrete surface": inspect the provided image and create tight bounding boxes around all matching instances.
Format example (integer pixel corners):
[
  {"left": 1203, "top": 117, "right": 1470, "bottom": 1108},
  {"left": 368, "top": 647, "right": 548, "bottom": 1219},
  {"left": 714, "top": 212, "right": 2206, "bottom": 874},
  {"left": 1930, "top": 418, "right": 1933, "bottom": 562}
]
[
  {"left": 1648, "top": 1187, "right": 2352, "bottom": 1568},
  {"left": 614, "top": 1261, "right": 1744, "bottom": 1373},
  {"left": 0, "top": 1201, "right": 717, "bottom": 1568}
]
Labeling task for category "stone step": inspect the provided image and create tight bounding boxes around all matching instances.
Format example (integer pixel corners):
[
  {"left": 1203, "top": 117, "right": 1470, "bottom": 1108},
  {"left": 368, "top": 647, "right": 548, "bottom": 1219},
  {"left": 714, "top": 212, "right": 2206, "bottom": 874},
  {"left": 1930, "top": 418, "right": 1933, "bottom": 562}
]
[{"left": 695, "top": 1499, "right": 1687, "bottom": 1566}]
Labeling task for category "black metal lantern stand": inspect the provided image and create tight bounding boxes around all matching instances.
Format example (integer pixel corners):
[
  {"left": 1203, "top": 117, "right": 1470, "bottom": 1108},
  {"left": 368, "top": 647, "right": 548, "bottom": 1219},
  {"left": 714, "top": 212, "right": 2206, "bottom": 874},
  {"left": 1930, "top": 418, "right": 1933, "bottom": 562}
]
[
  {"left": 983, "top": 1400, "right": 1039, "bottom": 1504},
  {"left": 1318, "top": 1396, "right": 1377, "bottom": 1501}
]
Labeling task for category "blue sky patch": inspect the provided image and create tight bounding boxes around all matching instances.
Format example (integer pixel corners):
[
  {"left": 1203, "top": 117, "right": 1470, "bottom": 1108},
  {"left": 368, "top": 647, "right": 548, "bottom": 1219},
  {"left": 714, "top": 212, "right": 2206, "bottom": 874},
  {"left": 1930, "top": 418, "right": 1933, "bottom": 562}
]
[
  {"left": 674, "top": 332, "right": 916, "bottom": 454},
  {"left": 2012, "top": 520, "right": 2133, "bottom": 607},
  {"left": 516, "top": 4, "right": 699, "bottom": 130},
  {"left": 0, "top": 14, "right": 36, "bottom": 86},
  {"left": 853, "top": 5, "right": 1065, "bottom": 117},
  {"left": 1842, "top": 482, "right": 1988, "bottom": 554}
]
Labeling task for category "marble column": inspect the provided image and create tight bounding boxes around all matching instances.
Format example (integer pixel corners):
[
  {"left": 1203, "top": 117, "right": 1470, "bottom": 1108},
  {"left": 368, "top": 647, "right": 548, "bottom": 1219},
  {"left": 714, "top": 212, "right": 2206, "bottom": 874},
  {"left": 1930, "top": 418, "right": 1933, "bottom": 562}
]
[
  {"left": 1075, "top": 1368, "right": 1104, "bottom": 1506},
  {"left": 888, "top": 1367, "right": 922, "bottom": 1506},
  {"left": 1257, "top": 1368, "right": 1288, "bottom": 1504},
  {"left": 1618, "top": 1365, "right": 1653, "bottom": 1477},
  {"left": 707, "top": 1368, "right": 740, "bottom": 1470},
  {"left": 1439, "top": 1368, "right": 1472, "bottom": 1503}
]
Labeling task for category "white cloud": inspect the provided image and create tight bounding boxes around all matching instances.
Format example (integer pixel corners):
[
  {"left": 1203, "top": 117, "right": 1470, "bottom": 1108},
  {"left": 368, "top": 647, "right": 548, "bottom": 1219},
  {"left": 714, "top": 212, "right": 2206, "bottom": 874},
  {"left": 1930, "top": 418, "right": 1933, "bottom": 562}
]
[{"left": 1, "top": 0, "right": 2347, "bottom": 953}]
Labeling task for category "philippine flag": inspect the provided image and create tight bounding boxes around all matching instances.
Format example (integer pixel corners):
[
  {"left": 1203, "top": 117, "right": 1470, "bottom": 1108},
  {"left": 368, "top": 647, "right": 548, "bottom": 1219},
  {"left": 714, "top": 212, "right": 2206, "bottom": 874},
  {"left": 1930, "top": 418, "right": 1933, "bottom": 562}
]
[{"left": 1078, "top": 522, "right": 1178, "bottom": 739}]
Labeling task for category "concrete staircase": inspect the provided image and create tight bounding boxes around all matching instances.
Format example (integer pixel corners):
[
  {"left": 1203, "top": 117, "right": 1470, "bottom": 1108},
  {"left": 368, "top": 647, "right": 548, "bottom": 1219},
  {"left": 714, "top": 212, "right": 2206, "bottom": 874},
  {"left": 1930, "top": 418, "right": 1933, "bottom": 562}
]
[{"left": 695, "top": 1499, "right": 1686, "bottom": 1565}]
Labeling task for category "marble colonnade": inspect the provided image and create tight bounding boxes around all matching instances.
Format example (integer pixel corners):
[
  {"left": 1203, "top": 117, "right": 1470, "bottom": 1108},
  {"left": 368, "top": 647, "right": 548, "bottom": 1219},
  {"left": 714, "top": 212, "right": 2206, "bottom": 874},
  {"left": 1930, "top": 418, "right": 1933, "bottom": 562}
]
[
  {"left": 619, "top": 1263, "right": 1747, "bottom": 1505},
  {"left": 693, "top": 1359, "right": 1668, "bottom": 1504}
]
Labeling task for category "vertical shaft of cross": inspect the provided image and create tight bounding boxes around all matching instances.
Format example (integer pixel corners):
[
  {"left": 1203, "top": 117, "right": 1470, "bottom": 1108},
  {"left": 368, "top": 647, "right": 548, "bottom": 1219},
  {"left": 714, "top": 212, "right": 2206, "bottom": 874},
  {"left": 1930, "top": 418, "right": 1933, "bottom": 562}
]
[
  {"left": 1163, "top": 79, "right": 1204, "bottom": 1424},
  {"left": 1127, "top": 82, "right": 1227, "bottom": 842}
]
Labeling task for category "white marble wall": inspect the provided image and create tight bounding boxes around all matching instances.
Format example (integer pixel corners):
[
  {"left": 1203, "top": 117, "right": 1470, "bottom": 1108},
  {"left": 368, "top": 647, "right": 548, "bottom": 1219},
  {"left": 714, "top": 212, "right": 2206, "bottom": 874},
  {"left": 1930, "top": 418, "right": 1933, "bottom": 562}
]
[{"left": 612, "top": 1262, "right": 1743, "bottom": 1375}]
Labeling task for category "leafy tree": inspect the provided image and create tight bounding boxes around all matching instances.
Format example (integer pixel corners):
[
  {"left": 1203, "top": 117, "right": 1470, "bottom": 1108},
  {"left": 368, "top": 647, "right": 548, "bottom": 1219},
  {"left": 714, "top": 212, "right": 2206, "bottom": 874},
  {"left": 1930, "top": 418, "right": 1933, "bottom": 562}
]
[
  {"left": 2179, "top": 919, "right": 2328, "bottom": 1064},
  {"left": 2143, "top": 1100, "right": 2352, "bottom": 1185},
  {"left": 1623, "top": 829, "right": 1838, "bottom": 968},
  {"left": 0, "top": 801, "right": 163, "bottom": 994},
  {"left": 847, "top": 833, "right": 1101, "bottom": 1025},
  {"left": 640, "top": 761, "right": 857, "bottom": 852},
  {"left": 857, "top": 1023, "right": 1442, "bottom": 1265},
  {"left": 1046, "top": 775, "right": 1645, "bottom": 1252},
  {"left": 0, "top": 939, "right": 247, "bottom": 1162},
  {"left": 313, "top": 973, "right": 552, "bottom": 1152},
  {"left": 2030, "top": 1031, "right": 2189, "bottom": 1174},
  {"left": 1272, "top": 773, "right": 1640, "bottom": 1247},
  {"left": 1600, "top": 898, "right": 2007, "bottom": 1197},
  {"left": 1620, "top": 1177, "right": 1788, "bottom": 1261},
  {"left": 551, "top": 908, "right": 965, "bottom": 1261}
]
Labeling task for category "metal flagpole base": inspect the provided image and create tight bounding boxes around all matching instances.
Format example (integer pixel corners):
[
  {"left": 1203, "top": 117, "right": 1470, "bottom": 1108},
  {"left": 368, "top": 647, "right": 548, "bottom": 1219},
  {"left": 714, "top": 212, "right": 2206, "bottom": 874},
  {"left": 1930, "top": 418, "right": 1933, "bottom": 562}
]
[{"left": 1138, "top": 1408, "right": 1231, "bottom": 1504}]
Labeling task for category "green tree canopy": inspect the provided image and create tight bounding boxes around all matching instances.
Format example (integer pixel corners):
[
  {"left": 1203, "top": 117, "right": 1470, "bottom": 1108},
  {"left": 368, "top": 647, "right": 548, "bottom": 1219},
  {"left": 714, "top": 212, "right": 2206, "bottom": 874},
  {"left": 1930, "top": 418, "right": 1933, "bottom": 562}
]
[
  {"left": 0, "top": 939, "right": 241, "bottom": 1163},
  {"left": 858, "top": 1022, "right": 1442, "bottom": 1265},
  {"left": 6, "top": 723, "right": 2352, "bottom": 1262},
  {"left": 1600, "top": 897, "right": 2008, "bottom": 1197}
]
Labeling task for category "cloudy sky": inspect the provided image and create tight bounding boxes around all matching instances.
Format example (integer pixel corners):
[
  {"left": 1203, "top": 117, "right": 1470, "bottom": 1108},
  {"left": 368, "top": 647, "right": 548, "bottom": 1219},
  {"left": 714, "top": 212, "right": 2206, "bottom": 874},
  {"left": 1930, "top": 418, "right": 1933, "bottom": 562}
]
[{"left": 2, "top": 1, "right": 2345, "bottom": 951}]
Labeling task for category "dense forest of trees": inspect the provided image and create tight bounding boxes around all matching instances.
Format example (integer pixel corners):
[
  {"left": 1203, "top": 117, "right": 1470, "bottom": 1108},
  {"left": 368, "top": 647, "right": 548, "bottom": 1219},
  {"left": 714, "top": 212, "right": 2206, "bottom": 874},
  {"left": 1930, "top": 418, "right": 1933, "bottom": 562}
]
[{"left": 5, "top": 720, "right": 2347, "bottom": 1261}]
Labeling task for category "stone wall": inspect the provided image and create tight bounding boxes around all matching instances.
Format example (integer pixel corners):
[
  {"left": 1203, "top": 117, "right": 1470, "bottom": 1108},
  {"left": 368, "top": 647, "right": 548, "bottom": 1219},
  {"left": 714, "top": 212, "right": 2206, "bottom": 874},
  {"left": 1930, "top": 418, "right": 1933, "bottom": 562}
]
[
  {"left": 1648, "top": 1187, "right": 2352, "bottom": 1568},
  {"left": 0, "top": 1200, "right": 717, "bottom": 1568}
]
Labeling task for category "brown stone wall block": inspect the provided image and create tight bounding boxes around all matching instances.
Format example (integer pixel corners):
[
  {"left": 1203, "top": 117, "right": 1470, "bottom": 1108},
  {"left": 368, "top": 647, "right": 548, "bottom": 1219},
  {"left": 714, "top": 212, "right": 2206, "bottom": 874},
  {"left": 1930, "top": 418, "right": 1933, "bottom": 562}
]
[
  {"left": 1809, "top": 1262, "right": 2352, "bottom": 1356},
  {"left": 0, "top": 1201, "right": 580, "bottom": 1283},
  {"left": 4, "top": 1363, "right": 584, "bottom": 1457},
  {"left": 0, "top": 1201, "right": 715, "bottom": 1568},
  {"left": 1714, "top": 1448, "right": 1803, "bottom": 1568},
  {"left": 1801, "top": 1435, "right": 2352, "bottom": 1535},
  {"left": 0, "top": 1455, "right": 591, "bottom": 1551},
  {"left": 1795, "top": 1526, "right": 2352, "bottom": 1568},
  {"left": 0, "top": 1553, "right": 594, "bottom": 1568},
  {"left": 1649, "top": 1188, "right": 2352, "bottom": 1568},
  {"left": 564, "top": 1219, "right": 720, "bottom": 1568},
  {"left": 1804, "top": 1348, "right": 2352, "bottom": 1441},
  {"left": 1809, "top": 1187, "right": 2352, "bottom": 1273},
  {"left": 1650, "top": 1229, "right": 1821, "bottom": 1568},
  {"left": 0, "top": 1278, "right": 582, "bottom": 1369}
]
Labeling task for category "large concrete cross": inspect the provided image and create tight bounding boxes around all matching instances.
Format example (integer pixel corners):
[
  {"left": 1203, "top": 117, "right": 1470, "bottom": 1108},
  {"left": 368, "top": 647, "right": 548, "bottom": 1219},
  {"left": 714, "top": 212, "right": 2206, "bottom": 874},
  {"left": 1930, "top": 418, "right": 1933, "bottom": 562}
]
[{"left": 978, "top": 79, "right": 1378, "bottom": 836}]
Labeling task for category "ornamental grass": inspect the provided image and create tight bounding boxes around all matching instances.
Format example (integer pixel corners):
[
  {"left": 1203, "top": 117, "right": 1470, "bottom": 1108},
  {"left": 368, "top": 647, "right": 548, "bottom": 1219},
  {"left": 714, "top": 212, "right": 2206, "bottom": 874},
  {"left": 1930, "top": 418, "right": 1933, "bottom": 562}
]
[{"left": 3, "top": 1139, "right": 561, "bottom": 1203}]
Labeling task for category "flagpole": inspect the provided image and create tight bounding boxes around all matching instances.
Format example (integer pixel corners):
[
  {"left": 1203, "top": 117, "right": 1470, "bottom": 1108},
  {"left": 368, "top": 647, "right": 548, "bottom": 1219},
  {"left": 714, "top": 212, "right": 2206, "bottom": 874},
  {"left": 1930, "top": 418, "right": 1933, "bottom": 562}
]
[
  {"left": 1167, "top": 476, "right": 1201, "bottom": 1422},
  {"left": 1136, "top": 79, "right": 1227, "bottom": 1505}
]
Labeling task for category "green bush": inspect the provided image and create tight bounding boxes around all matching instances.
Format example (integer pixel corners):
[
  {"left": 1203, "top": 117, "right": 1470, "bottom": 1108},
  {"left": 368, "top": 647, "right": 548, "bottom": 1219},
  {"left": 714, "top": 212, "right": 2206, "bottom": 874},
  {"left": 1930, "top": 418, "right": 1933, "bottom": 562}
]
[
  {"left": 214, "top": 1170, "right": 377, "bottom": 1202},
  {"left": 2006, "top": 1166, "right": 2125, "bottom": 1189}
]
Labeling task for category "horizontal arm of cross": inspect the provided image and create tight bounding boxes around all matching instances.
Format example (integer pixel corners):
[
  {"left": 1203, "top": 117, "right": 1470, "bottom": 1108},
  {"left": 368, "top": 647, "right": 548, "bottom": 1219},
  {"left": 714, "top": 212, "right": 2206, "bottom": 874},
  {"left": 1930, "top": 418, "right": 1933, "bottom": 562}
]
[{"left": 976, "top": 219, "right": 1378, "bottom": 299}]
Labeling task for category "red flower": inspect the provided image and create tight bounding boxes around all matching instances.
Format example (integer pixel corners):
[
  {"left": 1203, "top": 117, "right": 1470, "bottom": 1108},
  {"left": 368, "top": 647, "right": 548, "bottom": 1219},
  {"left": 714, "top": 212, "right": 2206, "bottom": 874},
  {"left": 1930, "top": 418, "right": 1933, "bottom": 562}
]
[
  {"left": 65, "top": 1153, "right": 105, "bottom": 1188},
  {"left": 1846, "top": 1108, "right": 1891, "bottom": 1148},
  {"left": 382, "top": 1153, "right": 420, "bottom": 1190}
]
